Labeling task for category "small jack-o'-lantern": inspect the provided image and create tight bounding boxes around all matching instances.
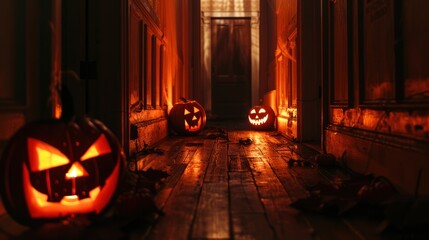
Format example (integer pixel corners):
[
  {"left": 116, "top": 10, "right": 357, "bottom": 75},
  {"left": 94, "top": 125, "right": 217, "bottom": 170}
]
[
  {"left": 248, "top": 105, "right": 275, "bottom": 130},
  {"left": 0, "top": 117, "right": 124, "bottom": 225},
  {"left": 169, "top": 98, "right": 206, "bottom": 135}
]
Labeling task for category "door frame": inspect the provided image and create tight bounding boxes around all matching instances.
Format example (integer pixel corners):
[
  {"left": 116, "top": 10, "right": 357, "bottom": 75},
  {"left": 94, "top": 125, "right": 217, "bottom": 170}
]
[
  {"left": 297, "top": 0, "right": 324, "bottom": 150},
  {"left": 200, "top": 11, "right": 260, "bottom": 118}
]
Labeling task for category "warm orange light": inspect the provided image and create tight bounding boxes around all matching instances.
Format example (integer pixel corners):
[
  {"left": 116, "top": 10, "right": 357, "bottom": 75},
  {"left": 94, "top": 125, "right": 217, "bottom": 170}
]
[
  {"left": 60, "top": 187, "right": 100, "bottom": 206},
  {"left": 248, "top": 107, "right": 270, "bottom": 126},
  {"left": 169, "top": 100, "right": 206, "bottom": 135},
  {"left": 185, "top": 118, "right": 202, "bottom": 132},
  {"left": 54, "top": 103, "right": 62, "bottom": 119},
  {"left": 22, "top": 159, "right": 120, "bottom": 218},
  {"left": 248, "top": 114, "right": 269, "bottom": 126},
  {"left": 27, "top": 138, "right": 70, "bottom": 171},
  {"left": 65, "top": 162, "right": 89, "bottom": 179},
  {"left": 61, "top": 195, "right": 79, "bottom": 205},
  {"left": 80, "top": 134, "right": 112, "bottom": 161},
  {"left": 248, "top": 106, "right": 276, "bottom": 130}
]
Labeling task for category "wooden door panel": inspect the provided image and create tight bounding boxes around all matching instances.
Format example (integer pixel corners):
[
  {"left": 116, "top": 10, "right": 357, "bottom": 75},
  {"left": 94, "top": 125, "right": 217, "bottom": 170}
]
[{"left": 211, "top": 18, "right": 251, "bottom": 119}]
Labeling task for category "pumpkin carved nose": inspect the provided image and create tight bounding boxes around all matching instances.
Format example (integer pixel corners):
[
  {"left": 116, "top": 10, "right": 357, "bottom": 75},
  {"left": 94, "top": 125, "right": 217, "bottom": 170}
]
[
  {"left": 65, "top": 162, "right": 89, "bottom": 180},
  {"left": 192, "top": 116, "right": 197, "bottom": 121}
]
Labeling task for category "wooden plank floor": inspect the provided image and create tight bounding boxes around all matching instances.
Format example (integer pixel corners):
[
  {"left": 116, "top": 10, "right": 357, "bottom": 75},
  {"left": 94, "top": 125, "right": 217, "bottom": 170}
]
[
  {"left": 0, "top": 123, "right": 397, "bottom": 239},
  {"left": 139, "top": 128, "right": 386, "bottom": 240}
]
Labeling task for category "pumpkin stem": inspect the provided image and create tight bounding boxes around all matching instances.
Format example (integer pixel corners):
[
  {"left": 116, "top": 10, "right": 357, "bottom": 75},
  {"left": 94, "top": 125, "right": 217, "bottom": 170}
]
[
  {"left": 179, "top": 97, "right": 188, "bottom": 103},
  {"left": 59, "top": 80, "right": 75, "bottom": 122}
]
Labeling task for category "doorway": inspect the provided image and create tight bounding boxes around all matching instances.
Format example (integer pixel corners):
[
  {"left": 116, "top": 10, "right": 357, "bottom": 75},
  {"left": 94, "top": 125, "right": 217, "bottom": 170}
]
[{"left": 210, "top": 18, "right": 251, "bottom": 119}]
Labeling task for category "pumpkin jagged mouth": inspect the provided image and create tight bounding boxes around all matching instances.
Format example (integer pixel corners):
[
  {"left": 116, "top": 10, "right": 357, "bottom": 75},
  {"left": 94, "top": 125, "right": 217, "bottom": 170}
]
[
  {"left": 185, "top": 117, "right": 201, "bottom": 132},
  {"left": 30, "top": 184, "right": 100, "bottom": 206},
  {"left": 248, "top": 114, "right": 269, "bottom": 126},
  {"left": 23, "top": 159, "right": 120, "bottom": 218}
]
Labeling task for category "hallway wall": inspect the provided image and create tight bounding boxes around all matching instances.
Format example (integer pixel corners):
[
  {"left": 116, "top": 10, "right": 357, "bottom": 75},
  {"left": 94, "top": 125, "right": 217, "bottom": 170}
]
[
  {"left": 0, "top": 0, "right": 195, "bottom": 159},
  {"left": 270, "top": 0, "right": 429, "bottom": 195},
  {"left": 266, "top": 0, "right": 299, "bottom": 139},
  {"left": 324, "top": 0, "right": 429, "bottom": 195},
  {"left": 0, "top": 0, "right": 62, "bottom": 153},
  {"left": 60, "top": 0, "right": 196, "bottom": 156},
  {"left": 125, "top": 0, "right": 194, "bottom": 155}
]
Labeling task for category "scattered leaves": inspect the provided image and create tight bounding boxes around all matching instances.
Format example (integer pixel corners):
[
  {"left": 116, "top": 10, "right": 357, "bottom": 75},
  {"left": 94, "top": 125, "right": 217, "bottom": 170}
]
[
  {"left": 205, "top": 127, "right": 228, "bottom": 139},
  {"left": 287, "top": 158, "right": 315, "bottom": 168},
  {"left": 136, "top": 143, "right": 164, "bottom": 156},
  {"left": 239, "top": 138, "right": 252, "bottom": 145},
  {"left": 290, "top": 173, "right": 399, "bottom": 218},
  {"left": 115, "top": 167, "right": 170, "bottom": 218}
]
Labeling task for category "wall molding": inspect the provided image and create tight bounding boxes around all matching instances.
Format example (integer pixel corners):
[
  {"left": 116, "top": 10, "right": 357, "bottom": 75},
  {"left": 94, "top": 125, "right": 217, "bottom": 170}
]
[
  {"left": 326, "top": 124, "right": 429, "bottom": 154},
  {"left": 131, "top": 116, "right": 167, "bottom": 128}
]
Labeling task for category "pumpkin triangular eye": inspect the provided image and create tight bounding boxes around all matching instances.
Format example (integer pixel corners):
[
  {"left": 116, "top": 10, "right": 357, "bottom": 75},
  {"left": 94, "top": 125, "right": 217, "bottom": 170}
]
[
  {"left": 250, "top": 109, "right": 256, "bottom": 114},
  {"left": 28, "top": 138, "right": 70, "bottom": 172},
  {"left": 184, "top": 109, "right": 191, "bottom": 115},
  {"left": 194, "top": 107, "right": 200, "bottom": 113},
  {"left": 81, "top": 134, "right": 112, "bottom": 161},
  {"left": 258, "top": 108, "right": 266, "bottom": 114}
]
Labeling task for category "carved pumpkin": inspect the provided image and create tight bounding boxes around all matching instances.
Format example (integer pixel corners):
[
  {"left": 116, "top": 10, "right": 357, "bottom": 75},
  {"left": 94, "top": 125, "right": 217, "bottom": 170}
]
[
  {"left": 0, "top": 83, "right": 124, "bottom": 225},
  {"left": 248, "top": 105, "right": 275, "bottom": 130},
  {"left": 0, "top": 117, "right": 124, "bottom": 225},
  {"left": 169, "top": 98, "right": 206, "bottom": 135}
]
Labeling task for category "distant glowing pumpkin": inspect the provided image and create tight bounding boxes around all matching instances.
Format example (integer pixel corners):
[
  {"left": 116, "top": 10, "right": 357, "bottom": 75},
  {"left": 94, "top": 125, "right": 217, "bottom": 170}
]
[
  {"left": 0, "top": 117, "right": 124, "bottom": 225},
  {"left": 169, "top": 98, "right": 206, "bottom": 135},
  {"left": 248, "top": 105, "right": 275, "bottom": 130}
]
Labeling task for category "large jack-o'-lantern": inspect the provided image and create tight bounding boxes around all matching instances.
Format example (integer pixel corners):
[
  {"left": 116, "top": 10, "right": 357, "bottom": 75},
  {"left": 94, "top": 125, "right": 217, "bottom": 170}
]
[
  {"left": 0, "top": 84, "right": 124, "bottom": 226},
  {"left": 247, "top": 105, "right": 275, "bottom": 130},
  {"left": 169, "top": 98, "right": 206, "bottom": 135}
]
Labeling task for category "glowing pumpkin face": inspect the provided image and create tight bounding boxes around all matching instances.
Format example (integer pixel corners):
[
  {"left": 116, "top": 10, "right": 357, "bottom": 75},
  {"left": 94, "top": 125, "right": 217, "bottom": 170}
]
[
  {"left": 0, "top": 117, "right": 124, "bottom": 225},
  {"left": 169, "top": 99, "right": 206, "bottom": 135},
  {"left": 248, "top": 105, "right": 275, "bottom": 130}
]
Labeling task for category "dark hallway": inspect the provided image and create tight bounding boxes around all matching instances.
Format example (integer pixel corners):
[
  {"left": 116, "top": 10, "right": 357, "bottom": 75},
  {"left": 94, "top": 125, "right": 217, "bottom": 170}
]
[{"left": 0, "top": 0, "right": 428, "bottom": 239}]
